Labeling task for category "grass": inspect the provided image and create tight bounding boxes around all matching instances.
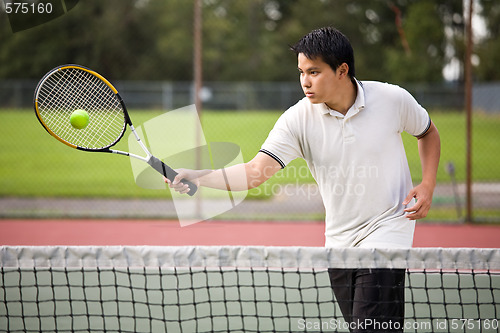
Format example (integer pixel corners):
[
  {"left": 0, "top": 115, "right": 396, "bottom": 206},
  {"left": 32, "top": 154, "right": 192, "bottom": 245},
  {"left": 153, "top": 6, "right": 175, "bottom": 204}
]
[
  {"left": 0, "top": 109, "right": 283, "bottom": 198},
  {"left": 403, "top": 110, "right": 500, "bottom": 183},
  {"left": 1, "top": 108, "right": 500, "bottom": 200}
]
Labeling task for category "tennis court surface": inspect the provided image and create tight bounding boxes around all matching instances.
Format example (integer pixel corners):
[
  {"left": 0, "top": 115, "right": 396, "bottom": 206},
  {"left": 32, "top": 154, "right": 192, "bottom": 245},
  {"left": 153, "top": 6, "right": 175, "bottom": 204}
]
[{"left": 1, "top": 220, "right": 499, "bottom": 332}]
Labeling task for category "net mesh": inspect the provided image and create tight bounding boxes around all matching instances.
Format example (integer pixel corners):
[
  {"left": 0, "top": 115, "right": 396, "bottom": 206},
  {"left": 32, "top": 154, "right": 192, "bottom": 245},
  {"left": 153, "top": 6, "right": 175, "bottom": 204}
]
[
  {"left": 1, "top": 246, "right": 499, "bottom": 333},
  {"left": 35, "top": 66, "right": 126, "bottom": 150}
]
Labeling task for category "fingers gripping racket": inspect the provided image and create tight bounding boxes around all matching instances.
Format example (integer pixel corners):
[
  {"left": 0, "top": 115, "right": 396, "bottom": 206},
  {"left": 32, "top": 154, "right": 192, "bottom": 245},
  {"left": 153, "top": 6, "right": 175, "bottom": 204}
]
[{"left": 34, "top": 64, "right": 197, "bottom": 196}]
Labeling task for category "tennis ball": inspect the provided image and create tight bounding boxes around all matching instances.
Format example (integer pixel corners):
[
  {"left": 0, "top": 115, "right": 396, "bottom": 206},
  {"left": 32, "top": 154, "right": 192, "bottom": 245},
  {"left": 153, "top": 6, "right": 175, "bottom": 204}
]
[{"left": 70, "top": 109, "right": 90, "bottom": 129}]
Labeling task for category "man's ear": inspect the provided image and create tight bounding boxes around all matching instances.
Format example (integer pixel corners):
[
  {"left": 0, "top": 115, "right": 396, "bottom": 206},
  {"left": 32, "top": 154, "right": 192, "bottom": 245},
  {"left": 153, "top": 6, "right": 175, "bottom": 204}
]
[{"left": 337, "top": 63, "right": 349, "bottom": 78}]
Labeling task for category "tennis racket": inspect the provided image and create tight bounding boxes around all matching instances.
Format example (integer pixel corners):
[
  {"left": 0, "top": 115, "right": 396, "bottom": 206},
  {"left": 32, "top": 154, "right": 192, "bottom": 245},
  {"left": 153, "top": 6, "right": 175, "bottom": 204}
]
[{"left": 33, "top": 64, "right": 198, "bottom": 196}]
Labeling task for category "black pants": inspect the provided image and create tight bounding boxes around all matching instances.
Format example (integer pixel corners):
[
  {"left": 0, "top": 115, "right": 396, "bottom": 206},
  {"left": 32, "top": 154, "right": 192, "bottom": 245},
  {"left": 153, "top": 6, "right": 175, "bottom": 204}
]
[{"left": 328, "top": 268, "right": 406, "bottom": 333}]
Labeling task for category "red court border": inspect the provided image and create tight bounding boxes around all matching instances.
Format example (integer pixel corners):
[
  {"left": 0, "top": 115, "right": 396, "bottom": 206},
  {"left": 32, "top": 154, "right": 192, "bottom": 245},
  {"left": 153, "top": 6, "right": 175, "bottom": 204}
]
[{"left": 1, "top": 219, "right": 498, "bottom": 248}]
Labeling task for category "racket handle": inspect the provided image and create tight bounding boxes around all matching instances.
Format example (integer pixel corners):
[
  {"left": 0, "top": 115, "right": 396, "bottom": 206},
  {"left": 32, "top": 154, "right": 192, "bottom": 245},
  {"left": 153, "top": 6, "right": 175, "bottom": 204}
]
[{"left": 147, "top": 156, "right": 198, "bottom": 196}]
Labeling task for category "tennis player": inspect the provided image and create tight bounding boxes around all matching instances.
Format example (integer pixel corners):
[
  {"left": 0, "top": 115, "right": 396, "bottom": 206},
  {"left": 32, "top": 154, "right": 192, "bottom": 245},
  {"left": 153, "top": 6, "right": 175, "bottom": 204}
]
[{"left": 166, "top": 27, "right": 441, "bottom": 332}]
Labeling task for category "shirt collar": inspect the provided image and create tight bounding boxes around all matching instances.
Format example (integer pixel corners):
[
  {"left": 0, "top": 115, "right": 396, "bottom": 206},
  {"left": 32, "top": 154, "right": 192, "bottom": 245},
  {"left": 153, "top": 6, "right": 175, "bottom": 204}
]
[{"left": 321, "top": 78, "right": 365, "bottom": 117}]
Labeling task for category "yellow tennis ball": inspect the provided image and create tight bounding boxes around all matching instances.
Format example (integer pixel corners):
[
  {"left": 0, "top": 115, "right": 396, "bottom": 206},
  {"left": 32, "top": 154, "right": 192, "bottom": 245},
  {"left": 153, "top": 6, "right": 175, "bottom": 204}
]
[{"left": 70, "top": 109, "right": 90, "bottom": 129}]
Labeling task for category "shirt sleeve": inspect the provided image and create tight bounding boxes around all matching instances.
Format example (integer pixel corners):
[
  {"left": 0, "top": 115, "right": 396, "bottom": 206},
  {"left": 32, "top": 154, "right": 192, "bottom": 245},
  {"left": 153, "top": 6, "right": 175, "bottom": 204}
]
[
  {"left": 259, "top": 105, "right": 303, "bottom": 168},
  {"left": 399, "top": 87, "right": 431, "bottom": 137}
]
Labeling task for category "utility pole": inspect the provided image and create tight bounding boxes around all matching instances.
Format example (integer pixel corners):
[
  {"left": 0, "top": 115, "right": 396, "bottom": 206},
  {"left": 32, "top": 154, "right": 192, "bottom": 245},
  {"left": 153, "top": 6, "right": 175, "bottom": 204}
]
[{"left": 465, "top": 0, "right": 473, "bottom": 223}]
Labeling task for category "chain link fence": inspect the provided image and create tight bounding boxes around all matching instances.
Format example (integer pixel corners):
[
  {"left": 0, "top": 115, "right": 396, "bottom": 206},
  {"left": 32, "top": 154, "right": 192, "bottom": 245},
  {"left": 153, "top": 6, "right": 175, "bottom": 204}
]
[{"left": 0, "top": 80, "right": 499, "bottom": 223}]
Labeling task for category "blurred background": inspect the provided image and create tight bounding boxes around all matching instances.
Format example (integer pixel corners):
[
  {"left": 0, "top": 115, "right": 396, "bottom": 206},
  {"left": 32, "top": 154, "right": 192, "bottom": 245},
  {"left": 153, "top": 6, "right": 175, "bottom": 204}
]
[{"left": 0, "top": 0, "right": 499, "bottom": 224}]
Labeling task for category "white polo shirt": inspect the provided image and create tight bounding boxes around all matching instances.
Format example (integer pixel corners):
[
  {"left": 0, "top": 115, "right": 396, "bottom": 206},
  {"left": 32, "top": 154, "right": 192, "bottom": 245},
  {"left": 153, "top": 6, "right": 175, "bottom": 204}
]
[{"left": 260, "top": 80, "right": 431, "bottom": 248}]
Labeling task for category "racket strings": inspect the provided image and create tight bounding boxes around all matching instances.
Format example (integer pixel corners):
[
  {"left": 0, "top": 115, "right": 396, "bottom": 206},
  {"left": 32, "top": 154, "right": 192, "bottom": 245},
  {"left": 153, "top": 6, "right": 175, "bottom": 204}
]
[
  {"left": 36, "top": 67, "right": 127, "bottom": 149},
  {"left": 62, "top": 69, "right": 125, "bottom": 147},
  {"left": 40, "top": 69, "right": 122, "bottom": 148},
  {"left": 39, "top": 70, "right": 89, "bottom": 140},
  {"left": 43, "top": 70, "right": 99, "bottom": 144},
  {"left": 70, "top": 69, "right": 124, "bottom": 146},
  {"left": 71, "top": 71, "right": 123, "bottom": 147}
]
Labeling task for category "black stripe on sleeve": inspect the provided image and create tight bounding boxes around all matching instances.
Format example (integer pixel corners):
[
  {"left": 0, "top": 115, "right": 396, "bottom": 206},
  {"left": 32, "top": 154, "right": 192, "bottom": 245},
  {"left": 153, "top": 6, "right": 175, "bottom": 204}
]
[
  {"left": 259, "top": 149, "right": 286, "bottom": 169},
  {"left": 415, "top": 116, "right": 432, "bottom": 138}
]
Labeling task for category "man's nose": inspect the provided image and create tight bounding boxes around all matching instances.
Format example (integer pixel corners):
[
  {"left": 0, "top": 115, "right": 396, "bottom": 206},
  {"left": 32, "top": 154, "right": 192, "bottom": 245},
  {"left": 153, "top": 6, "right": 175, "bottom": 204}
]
[{"left": 301, "top": 75, "right": 311, "bottom": 88}]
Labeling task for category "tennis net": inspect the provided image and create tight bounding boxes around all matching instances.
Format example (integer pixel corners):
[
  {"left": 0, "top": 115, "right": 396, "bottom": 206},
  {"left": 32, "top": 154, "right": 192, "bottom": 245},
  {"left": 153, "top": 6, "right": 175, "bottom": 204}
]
[{"left": 1, "top": 246, "right": 499, "bottom": 332}]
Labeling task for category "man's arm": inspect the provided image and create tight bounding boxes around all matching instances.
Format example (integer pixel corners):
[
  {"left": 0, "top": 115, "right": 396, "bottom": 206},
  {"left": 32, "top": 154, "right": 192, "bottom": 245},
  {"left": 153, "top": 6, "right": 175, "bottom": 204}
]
[
  {"left": 403, "top": 121, "right": 441, "bottom": 219},
  {"left": 165, "top": 152, "right": 283, "bottom": 194}
]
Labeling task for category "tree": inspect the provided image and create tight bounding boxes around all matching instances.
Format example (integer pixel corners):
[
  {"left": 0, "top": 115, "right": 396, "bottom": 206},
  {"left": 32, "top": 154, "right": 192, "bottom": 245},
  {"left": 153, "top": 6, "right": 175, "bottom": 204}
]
[
  {"left": 383, "top": 0, "right": 447, "bottom": 84},
  {"left": 475, "top": 0, "right": 500, "bottom": 81},
  {"left": 0, "top": 0, "right": 157, "bottom": 79},
  {"left": 0, "top": 0, "right": 497, "bottom": 83}
]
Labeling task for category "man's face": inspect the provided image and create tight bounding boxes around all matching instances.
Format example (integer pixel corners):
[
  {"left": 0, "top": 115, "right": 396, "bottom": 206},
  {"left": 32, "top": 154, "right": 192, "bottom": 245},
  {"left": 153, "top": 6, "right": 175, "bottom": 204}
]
[{"left": 298, "top": 53, "right": 340, "bottom": 106}]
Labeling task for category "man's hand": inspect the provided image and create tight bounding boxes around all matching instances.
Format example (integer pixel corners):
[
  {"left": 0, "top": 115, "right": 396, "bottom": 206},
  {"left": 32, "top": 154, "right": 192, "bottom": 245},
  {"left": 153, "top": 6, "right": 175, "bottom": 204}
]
[
  {"left": 403, "top": 182, "right": 435, "bottom": 220},
  {"left": 164, "top": 169, "right": 202, "bottom": 195}
]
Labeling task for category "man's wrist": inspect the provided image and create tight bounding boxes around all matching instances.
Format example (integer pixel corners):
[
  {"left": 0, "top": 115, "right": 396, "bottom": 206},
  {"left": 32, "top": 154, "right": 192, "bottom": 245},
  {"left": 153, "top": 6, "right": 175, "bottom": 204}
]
[{"left": 420, "top": 179, "right": 436, "bottom": 189}]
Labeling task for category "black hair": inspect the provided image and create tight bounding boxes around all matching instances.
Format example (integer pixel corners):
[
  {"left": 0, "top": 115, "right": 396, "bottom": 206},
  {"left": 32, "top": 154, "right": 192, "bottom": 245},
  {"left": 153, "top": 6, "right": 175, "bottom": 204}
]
[{"left": 291, "top": 27, "right": 355, "bottom": 78}]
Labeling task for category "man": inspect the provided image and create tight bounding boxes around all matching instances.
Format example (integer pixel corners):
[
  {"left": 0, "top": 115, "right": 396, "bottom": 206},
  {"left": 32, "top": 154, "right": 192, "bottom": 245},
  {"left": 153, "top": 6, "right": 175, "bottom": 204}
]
[{"left": 167, "top": 27, "right": 440, "bottom": 332}]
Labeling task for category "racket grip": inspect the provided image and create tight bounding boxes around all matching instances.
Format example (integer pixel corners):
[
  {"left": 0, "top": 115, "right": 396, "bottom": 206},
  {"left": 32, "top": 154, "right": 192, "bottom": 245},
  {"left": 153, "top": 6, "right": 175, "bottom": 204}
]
[{"left": 147, "top": 156, "right": 198, "bottom": 196}]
